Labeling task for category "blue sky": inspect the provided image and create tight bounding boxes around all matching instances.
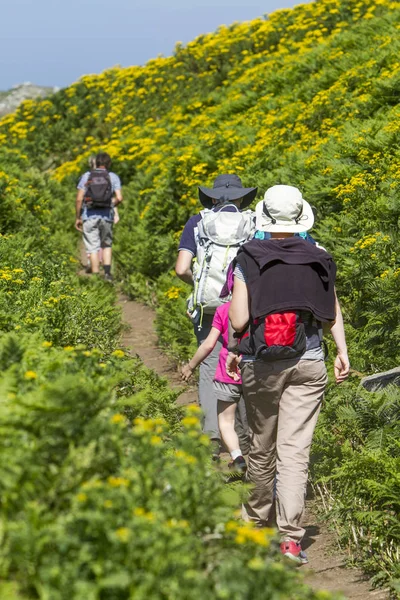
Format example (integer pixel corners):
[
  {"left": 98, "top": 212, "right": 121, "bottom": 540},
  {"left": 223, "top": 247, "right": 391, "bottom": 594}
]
[{"left": 0, "top": 0, "right": 305, "bottom": 90}]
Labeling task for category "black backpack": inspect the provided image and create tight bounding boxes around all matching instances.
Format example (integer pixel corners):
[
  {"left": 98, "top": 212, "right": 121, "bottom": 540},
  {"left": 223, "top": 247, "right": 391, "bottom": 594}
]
[{"left": 84, "top": 169, "right": 113, "bottom": 209}]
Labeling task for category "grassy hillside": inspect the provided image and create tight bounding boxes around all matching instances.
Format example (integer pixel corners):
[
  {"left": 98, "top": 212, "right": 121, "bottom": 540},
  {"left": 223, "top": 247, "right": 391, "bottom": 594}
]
[{"left": 0, "top": 0, "right": 399, "bottom": 594}]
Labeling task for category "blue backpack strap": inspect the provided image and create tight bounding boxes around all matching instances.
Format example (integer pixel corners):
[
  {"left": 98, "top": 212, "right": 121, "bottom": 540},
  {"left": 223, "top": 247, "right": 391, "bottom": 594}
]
[{"left": 296, "top": 232, "right": 317, "bottom": 245}]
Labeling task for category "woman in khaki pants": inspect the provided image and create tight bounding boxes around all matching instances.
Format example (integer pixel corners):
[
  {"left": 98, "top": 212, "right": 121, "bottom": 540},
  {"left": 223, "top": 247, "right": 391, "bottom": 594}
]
[{"left": 227, "top": 185, "right": 349, "bottom": 564}]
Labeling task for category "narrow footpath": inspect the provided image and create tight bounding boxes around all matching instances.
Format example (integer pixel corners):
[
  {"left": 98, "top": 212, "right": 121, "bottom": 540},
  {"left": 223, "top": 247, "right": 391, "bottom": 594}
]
[{"left": 118, "top": 293, "right": 389, "bottom": 600}]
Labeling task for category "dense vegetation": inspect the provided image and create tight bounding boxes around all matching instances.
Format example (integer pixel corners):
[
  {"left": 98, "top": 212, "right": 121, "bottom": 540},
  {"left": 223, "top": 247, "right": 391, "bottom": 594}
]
[{"left": 0, "top": 0, "right": 399, "bottom": 595}]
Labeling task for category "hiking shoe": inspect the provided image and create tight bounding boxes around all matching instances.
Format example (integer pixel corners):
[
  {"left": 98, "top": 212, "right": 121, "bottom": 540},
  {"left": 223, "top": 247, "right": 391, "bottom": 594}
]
[
  {"left": 85, "top": 264, "right": 92, "bottom": 274},
  {"left": 280, "top": 541, "right": 308, "bottom": 565},
  {"left": 225, "top": 455, "right": 247, "bottom": 483},
  {"left": 104, "top": 273, "right": 113, "bottom": 283}
]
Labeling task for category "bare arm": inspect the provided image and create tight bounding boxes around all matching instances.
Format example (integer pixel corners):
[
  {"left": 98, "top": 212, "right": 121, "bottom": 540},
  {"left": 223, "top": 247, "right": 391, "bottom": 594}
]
[
  {"left": 75, "top": 189, "right": 84, "bottom": 231},
  {"left": 113, "top": 189, "right": 123, "bottom": 206},
  {"left": 175, "top": 250, "right": 194, "bottom": 286},
  {"left": 181, "top": 327, "right": 221, "bottom": 381},
  {"left": 229, "top": 277, "right": 250, "bottom": 332},
  {"left": 329, "top": 290, "right": 350, "bottom": 384}
]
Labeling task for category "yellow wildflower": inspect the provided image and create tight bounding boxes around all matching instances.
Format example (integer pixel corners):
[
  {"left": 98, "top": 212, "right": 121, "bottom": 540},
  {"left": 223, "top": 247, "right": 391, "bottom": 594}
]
[
  {"left": 108, "top": 476, "right": 130, "bottom": 488},
  {"left": 164, "top": 286, "right": 181, "bottom": 300},
  {"left": 24, "top": 371, "right": 37, "bottom": 380},
  {"left": 110, "top": 413, "right": 125, "bottom": 425},
  {"left": 182, "top": 416, "right": 200, "bottom": 428},
  {"left": 115, "top": 527, "right": 131, "bottom": 543},
  {"left": 175, "top": 450, "right": 197, "bottom": 465},
  {"left": 111, "top": 349, "right": 125, "bottom": 358},
  {"left": 186, "top": 404, "right": 202, "bottom": 415},
  {"left": 133, "top": 507, "right": 155, "bottom": 521},
  {"left": 150, "top": 435, "right": 162, "bottom": 446}
]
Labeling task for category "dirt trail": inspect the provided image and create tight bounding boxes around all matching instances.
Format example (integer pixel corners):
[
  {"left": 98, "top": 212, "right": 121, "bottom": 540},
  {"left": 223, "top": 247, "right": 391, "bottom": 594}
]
[{"left": 118, "top": 293, "right": 389, "bottom": 600}]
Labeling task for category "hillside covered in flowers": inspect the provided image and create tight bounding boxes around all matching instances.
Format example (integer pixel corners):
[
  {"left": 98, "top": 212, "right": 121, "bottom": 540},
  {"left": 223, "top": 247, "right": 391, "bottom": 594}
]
[
  {"left": 0, "top": 0, "right": 399, "bottom": 594},
  {"left": 1, "top": 0, "right": 399, "bottom": 370}
]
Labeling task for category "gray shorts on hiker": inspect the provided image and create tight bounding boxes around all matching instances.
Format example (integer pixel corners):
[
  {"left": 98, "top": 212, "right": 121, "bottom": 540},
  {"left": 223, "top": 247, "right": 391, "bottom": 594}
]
[
  {"left": 213, "top": 380, "right": 242, "bottom": 403},
  {"left": 83, "top": 218, "right": 113, "bottom": 253}
]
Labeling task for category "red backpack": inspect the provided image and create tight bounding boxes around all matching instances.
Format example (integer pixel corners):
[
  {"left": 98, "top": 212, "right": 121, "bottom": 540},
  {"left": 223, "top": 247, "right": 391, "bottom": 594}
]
[{"left": 238, "top": 311, "right": 306, "bottom": 361}]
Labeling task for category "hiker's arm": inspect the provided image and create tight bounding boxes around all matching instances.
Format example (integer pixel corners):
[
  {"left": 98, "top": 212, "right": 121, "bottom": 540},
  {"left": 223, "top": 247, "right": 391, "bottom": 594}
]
[
  {"left": 113, "top": 189, "right": 123, "bottom": 206},
  {"left": 75, "top": 190, "right": 84, "bottom": 231},
  {"left": 175, "top": 250, "right": 194, "bottom": 286},
  {"left": 181, "top": 327, "right": 221, "bottom": 381},
  {"left": 329, "top": 290, "right": 350, "bottom": 384},
  {"left": 229, "top": 277, "right": 249, "bottom": 332}
]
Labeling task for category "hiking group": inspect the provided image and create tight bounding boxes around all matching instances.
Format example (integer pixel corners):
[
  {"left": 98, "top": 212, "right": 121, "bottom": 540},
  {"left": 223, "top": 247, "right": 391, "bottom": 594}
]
[
  {"left": 74, "top": 158, "right": 350, "bottom": 564},
  {"left": 176, "top": 174, "right": 350, "bottom": 564}
]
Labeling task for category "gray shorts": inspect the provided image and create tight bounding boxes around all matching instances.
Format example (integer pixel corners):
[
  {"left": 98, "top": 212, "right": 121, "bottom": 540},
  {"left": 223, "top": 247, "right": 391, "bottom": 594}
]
[
  {"left": 213, "top": 380, "right": 242, "bottom": 403},
  {"left": 83, "top": 218, "right": 113, "bottom": 253}
]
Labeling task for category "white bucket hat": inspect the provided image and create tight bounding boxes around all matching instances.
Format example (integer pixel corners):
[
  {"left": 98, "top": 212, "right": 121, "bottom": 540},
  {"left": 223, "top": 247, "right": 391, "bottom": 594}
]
[{"left": 255, "top": 185, "right": 314, "bottom": 233}]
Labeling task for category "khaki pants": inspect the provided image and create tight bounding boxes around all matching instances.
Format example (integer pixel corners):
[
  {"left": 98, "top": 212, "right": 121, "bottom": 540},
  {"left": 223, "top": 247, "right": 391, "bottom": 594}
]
[{"left": 240, "top": 358, "right": 328, "bottom": 542}]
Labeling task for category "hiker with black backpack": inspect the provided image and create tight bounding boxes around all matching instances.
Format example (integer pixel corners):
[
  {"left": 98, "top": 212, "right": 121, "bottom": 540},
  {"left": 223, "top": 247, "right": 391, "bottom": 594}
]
[
  {"left": 227, "top": 185, "right": 350, "bottom": 565},
  {"left": 75, "top": 152, "right": 122, "bottom": 281},
  {"left": 175, "top": 174, "right": 257, "bottom": 460},
  {"left": 80, "top": 156, "right": 121, "bottom": 273}
]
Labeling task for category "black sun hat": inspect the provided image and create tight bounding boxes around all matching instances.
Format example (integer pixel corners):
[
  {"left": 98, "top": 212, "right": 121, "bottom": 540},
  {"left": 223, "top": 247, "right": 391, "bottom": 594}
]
[{"left": 198, "top": 174, "right": 258, "bottom": 209}]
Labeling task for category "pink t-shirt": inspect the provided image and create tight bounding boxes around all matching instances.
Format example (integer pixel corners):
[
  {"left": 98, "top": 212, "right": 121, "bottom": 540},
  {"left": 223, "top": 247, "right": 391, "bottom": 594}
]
[{"left": 212, "top": 302, "right": 242, "bottom": 385}]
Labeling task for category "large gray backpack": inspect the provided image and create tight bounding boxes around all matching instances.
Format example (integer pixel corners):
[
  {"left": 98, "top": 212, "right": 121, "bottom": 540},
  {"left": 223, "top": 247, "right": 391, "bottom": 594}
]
[{"left": 187, "top": 205, "right": 255, "bottom": 318}]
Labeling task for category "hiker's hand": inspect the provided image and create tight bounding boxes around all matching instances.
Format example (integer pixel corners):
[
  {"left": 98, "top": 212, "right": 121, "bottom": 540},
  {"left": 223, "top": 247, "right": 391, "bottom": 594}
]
[
  {"left": 226, "top": 352, "right": 241, "bottom": 382},
  {"left": 181, "top": 363, "right": 194, "bottom": 382},
  {"left": 334, "top": 352, "right": 350, "bottom": 384},
  {"left": 75, "top": 218, "right": 83, "bottom": 232}
]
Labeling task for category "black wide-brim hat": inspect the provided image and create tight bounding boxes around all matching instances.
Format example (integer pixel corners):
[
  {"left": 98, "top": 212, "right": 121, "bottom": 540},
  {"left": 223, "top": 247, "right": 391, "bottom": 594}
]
[{"left": 198, "top": 174, "right": 258, "bottom": 209}]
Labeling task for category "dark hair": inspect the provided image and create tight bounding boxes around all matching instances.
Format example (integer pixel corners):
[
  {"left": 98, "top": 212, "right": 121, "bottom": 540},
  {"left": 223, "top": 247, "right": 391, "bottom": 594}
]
[{"left": 96, "top": 152, "right": 112, "bottom": 169}]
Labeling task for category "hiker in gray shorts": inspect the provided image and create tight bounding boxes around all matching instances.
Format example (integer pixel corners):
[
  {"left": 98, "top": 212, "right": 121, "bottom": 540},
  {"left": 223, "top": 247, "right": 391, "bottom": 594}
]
[
  {"left": 75, "top": 152, "right": 122, "bottom": 282},
  {"left": 81, "top": 156, "right": 121, "bottom": 272}
]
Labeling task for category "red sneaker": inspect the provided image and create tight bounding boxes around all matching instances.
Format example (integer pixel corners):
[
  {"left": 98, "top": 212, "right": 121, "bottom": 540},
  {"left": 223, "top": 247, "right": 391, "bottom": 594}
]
[{"left": 280, "top": 540, "right": 308, "bottom": 565}]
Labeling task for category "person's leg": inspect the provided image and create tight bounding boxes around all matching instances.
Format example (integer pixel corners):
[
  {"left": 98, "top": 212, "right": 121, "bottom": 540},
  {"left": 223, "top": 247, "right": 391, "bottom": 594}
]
[
  {"left": 215, "top": 382, "right": 242, "bottom": 454},
  {"left": 86, "top": 254, "right": 91, "bottom": 273},
  {"left": 82, "top": 219, "right": 101, "bottom": 274},
  {"left": 215, "top": 382, "right": 246, "bottom": 481},
  {"left": 240, "top": 360, "right": 290, "bottom": 526},
  {"left": 275, "top": 360, "right": 328, "bottom": 543},
  {"left": 90, "top": 251, "right": 100, "bottom": 274},
  {"left": 235, "top": 394, "right": 250, "bottom": 456},
  {"left": 99, "top": 220, "right": 113, "bottom": 278},
  {"left": 194, "top": 314, "right": 222, "bottom": 444},
  {"left": 218, "top": 402, "right": 239, "bottom": 453},
  {"left": 102, "top": 247, "right": 112, "bottom": 268}
]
